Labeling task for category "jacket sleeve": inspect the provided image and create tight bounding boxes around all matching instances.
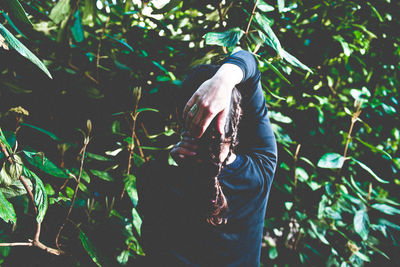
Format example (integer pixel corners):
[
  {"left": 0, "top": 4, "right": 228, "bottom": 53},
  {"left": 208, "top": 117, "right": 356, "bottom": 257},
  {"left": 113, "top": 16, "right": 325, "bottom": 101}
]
[{"left": 223, "top": 50, "right": 278, "bottom": 190}]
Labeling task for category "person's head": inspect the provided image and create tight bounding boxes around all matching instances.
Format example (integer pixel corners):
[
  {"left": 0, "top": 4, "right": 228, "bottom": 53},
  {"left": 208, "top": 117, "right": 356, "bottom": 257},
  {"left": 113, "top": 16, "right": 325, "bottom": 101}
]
[{"left": 178, "top": 64, "right": 242, "bottom": 225}]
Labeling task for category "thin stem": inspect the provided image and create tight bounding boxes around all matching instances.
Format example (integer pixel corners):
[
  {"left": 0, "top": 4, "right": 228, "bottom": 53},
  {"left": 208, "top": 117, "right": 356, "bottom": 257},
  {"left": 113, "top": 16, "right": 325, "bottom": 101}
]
[
  {"left": 96, "top": 17, "right": 110, "bottom": 83},
  {"left": 0, "top": 242, "right": 32, "bottom": 247},
  {"left": 293, "top": 144, "right": 301, "bottom": 188},
  {"left": 0, "top": 141, "right": 64, "bottom": 255},
  {"left": 55, "top": 137, "right": 89, "bottom": 249},
  {"left": 245, "top": 0, "right": 259, "bottom": 37},
  {"left": 120, "top": 113, "right": 138, "bottom": 200},
  {"left": 19, "top": 176, "right": 38, "bottom": 215},
  {"left": 343, "top": 121, "right": 354, "bottom": 159},
  {"left": 218, "top": 2, "right": 224, "bottom": 28}
]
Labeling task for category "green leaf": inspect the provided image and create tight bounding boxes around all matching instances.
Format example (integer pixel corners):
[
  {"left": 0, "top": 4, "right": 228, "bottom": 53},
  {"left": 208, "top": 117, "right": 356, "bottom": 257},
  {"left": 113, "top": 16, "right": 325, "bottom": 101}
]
[
  {"left": 352, "top": 159, "right": 389, "bottom": 184},
  {"left": 0, "top": 191, "right": 16, "bottom": 224},
  {"left": 124, "top": 174, "right": 138, "bottom": 207},
  {"left": 256, "top": 19, "right": 281, "bottom": 53},
  {"left": 71, "top": 10, "right": 84, "bottom": 43},
  {"left": 308, "top": 220, "right": 329, "bottom": 245},
  {"left": 280, "top": 49, "right": 312, "bottom": 72},
  {"left": 70, "top": 168, "right": 90, "bottom": 183},
  {"left": 152, "top": 0, "right": 182, "bottom": 14},
  {"left": 23, "top": 147, "right": 69, "bottom": 178},
  {"left": 355, "top": 137, "right": 392, "bottom": 160},
  {"left": 105, "top": 34, "right": 134, "bottom": 53},
  {"left": 0, "top": 23, "right": 52, "bottom": 78},
  {"left": 353, "top": 251, "right": 370, "bottom": 262},
  {"left": 0, "top": 178, "right": 32, "bottom": 198},
  {"left": 354, "top": 209, "right": 369, "bottom": 241},
  {"left": 262, "top": 59, "right": 291, "bottom": 84},
  {"left": 295, "top": 167, "right": 309, "bottom": 182},
  {"left": 49, "top": 0, "right": 71, "bottom": 24},
  {"left": 0, "top": 163, "right": 13, "bottom": 186},
  {"left": 269, "top": 111, "right": 293, "bottom": 123},
  {"left": 22, "top": 167, "right": 47, "bottom": 222},
  {"left": 1, "top": 0, "right": 33, "bottom": 28},
  {"left": 85, "top": 152, "right": 112, "bottom": 162},
  {"left": 269, "top": 246, "right": 278, "bottom": 259},
  {"left": 136, "top": 108, "right": 159, "bottom": 115},
  {"left": 277, "top": 0, "right": 285, "bottom": 13},
  {"left": 258, "top": 0, "right": 274, "bottom": 12},
  {"left": 205, "top": 27, "right": 244, "bottom": 48},
  {"left": 0, "top": 131, "right": 16, "bottom": 161},
  {"left": 79, "top": 230, "right": 103, "bottom": 267},
  {"left": 371, "top": 204, "right": 400, "bottom": 215},
  {"left": 333, "top": 35, "right": 351, "bottom": 57},
  {"left": 90, "top": 169, "right": 114, "bottom": 181},
  {"left": 366, "top": 2, "right": 384, "bottom": 22},
  {"left": 132, "top": 208, "right": 142, "bottom": 236},
  {"left": 317, "top": 153, "right": 345, "bottom": 169},
  {"left": 1, "top": 10, "right": 27, "bottom": 39}
]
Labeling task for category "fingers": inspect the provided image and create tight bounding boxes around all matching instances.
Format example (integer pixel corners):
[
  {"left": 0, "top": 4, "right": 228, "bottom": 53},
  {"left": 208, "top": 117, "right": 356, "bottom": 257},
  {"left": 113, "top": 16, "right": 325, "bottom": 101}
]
[
  {"left": 170, "top": 135, "right": 199, "bottom": 163},
  {"left": 190, "top": 108, "right": 214, "bottom": 138},
  {"left": 183, "top": 95, "right": 197, "bottom": 121},
  {"left": 216, "top": 108, "right": 229, "bottom": 135}
]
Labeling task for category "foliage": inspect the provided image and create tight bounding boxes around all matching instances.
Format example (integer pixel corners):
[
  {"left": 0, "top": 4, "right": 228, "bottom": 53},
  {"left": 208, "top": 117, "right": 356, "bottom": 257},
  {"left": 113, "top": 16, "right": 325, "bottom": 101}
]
[{"left": 0, "top": 0, "right": 399, "bottom": 266}]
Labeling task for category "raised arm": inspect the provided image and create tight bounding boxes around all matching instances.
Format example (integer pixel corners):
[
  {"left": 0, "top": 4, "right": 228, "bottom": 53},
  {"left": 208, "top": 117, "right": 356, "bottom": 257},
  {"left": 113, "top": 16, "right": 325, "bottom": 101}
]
[{"left": 183, "top": 50, "right": 260, "bottom": 138}]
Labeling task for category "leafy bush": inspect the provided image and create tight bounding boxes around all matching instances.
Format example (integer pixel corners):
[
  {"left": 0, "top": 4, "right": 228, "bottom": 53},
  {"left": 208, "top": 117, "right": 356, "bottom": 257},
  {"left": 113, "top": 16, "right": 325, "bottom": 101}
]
[{"left": 0, "top": 0, "right": 399, "bottom": 266}]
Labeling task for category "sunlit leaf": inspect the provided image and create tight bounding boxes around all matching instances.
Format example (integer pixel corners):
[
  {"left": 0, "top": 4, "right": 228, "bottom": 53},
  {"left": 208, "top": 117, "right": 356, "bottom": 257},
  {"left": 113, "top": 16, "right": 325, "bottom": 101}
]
[
  {"left": 23, "top": 147, "right": 69, "bottom": 178},
  {"left": 152, "top": 0, "right": 182, "bottom": 14},
  {"left": 0, "top": 191, "right": 16, "bottom": 224},
  {"left": 354, "top": 209, "right": 369, "bottom": 241},
  {"left": 124, "top": 174, "right": 138, "bottom": 207},
  {"left": 280, "top": 49, "right": 313, "bottom": 72},
  {"left": 49, "top": 0, "right": 71, "bottom": 24},
  {"left": 205, "top": 27, "right": 244, "bottom": 48},
  {"left": 79, "top": 230, "right": 103, "bottom": 267},
  {"left": 371, "top": 204, "right": 400, "bottom": 215},
  {"left": 258, "top": 0, "right": 275, "bottom": 12},
  {"left": 0, "top": 178, "right": 32, "bottom": 198},
  {"left": 1, "top": 0, "right": 33, "bottom": 28},
  {"left": 277, "top": 0, "right": 285, "bottom": 13},
  {"left": 0, "top": 23, "right": 52, "bottom": 78},
  {"left": 352, "top": 159, "right": 389, "bottom": 184},
  {"left": 86, "top": 152, "right": 112, "bottom": 162},
  {"left": 22, "top": 167, "right": 47, "bottom": 222},
  {"left": 132, "top": 208, "right": 142, "bottom": 236},
  {"left": 317, "top": 153, "right": 345, "bottom": 169},
  {"left": 90, "top": 169, "right": 114, "bottom": 181}
]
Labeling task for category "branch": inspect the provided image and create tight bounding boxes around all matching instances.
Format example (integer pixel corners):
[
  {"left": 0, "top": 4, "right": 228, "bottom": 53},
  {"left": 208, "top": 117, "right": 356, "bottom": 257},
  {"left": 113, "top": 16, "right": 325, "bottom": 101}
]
[
  {"left": 245, "top": 0, "right": 259, "bottom": 37},
  {"left": 55, "top": 136, "right": 89, "bottom": 249},
  {"left": 0, "top": 141, "right": 64, "bottom": 255}
]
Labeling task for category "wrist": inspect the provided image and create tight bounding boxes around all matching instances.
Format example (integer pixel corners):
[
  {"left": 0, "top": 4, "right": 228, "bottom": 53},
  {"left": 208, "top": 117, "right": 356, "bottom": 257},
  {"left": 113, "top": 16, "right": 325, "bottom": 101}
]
[{"left": 214, "top": 63, "right": 243, "bottom": 88}]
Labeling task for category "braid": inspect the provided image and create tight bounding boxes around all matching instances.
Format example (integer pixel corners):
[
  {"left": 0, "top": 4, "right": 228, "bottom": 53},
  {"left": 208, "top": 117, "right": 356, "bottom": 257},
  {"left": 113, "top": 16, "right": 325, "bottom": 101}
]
[{"left": 205, "top": 88, "right": 242, "bottom": 226}]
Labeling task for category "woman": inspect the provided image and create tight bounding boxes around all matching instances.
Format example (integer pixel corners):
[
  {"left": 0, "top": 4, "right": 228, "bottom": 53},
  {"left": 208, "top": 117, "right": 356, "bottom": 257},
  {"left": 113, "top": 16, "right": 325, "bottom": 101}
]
[{"left": 137, "top": 50, "right": 277, "bottom": 266}]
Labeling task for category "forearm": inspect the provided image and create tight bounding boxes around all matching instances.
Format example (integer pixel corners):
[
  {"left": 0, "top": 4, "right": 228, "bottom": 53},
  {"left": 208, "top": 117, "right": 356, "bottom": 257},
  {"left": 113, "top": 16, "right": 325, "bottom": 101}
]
[{"left": 212, "top": 63, "right": 243, "bottom": 89}]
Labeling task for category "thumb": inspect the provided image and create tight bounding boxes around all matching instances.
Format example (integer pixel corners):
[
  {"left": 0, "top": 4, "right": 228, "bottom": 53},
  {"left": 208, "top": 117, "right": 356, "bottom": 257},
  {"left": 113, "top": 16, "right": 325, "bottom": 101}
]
[{"left": 216, "top": 108, "right": 229, "bottom": 135}]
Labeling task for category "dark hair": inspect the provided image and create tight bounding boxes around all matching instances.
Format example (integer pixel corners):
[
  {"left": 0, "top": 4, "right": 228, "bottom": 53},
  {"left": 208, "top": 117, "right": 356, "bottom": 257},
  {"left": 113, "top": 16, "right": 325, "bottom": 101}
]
[{"left": 178, "top": 65, "right": 242, "bottom": 226}]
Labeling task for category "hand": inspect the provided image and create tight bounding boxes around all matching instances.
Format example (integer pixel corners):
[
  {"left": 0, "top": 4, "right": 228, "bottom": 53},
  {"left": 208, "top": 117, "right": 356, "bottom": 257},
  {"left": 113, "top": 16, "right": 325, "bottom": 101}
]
[
  {"left": 170, "top": 132, "right": 199, "bottom": 165},
  {"left": 183, "top": 63, "right": 243, "bottom": 138}
]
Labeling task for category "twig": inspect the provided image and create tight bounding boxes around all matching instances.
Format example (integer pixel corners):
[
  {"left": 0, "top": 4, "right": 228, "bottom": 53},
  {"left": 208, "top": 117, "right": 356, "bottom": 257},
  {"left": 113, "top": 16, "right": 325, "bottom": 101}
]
[
  {"left": 134, "top": 134, "right": 146, "bottom": 161},
  {"left": 55, "top": 136, "right": 89, "bottom": 249},
  {"left": 245, "top": 0, "right": 259, "bottom": 37},
  {"left": 96, "top": 16, "right": 110, "bottom": 83},
  {"left": 217, "top": 2, "right": 224, "bottom": 28},
  {"left": 293, "top": 144, "right": 301, "bottom": 188},
  {"left": 0, "top": 142, "right": 64, "bottom": 255},
  {"left": 120, "top": 113, "right": 137, "bottom": 200}
]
